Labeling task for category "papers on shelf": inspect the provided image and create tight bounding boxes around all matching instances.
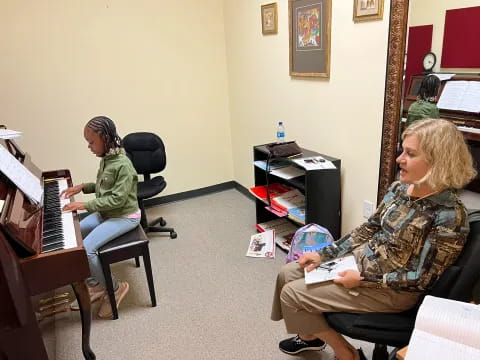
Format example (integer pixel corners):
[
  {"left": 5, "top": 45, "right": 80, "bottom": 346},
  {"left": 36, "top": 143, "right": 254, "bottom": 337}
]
[
  {"left": 0, "top": 144, "right": 43, "bottom": 204},
  {"left": 0, "top": 129, "right": 22, "bottom": 139},
  {"left": 246, "top": 230, "right": 275, "bottom": 258},
  {"left": 253, "top": 159, "right": 290, "bottom": 171},
  {"left": 293, "top": 156, "right": 336, "bottom": 170},
  {"left": 405, "top": 296, "right": 480, "bottom": 360},
  {"left": 304, "top": 255, "right": 359, "bottom": 285},
  {"left": 249, "top": 183, "right": 293, "bottom": 203},
  {"left": 256, "top": 218, "right": 298, "bottom": 251},
  {"left": 270, "top": 189, "right": 305, "bottom": 213},
  {"left": 434, "top": 73, "right": 456, "bottom": 81},
  {"left": 437, "top": 81, "right": 480, "bottom": 113},
  {"left": 270, "top": 165, "right": 305, "bottom": 179}
]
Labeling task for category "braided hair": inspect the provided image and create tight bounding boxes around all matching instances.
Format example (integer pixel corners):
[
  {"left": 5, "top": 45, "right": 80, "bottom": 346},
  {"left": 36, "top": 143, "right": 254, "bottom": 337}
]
[
  {"left": 86, "top": 116, "right": 122, "bottom": 151},
  {"left": 418, "top": 75, "right": 440, "bottom": 102}
]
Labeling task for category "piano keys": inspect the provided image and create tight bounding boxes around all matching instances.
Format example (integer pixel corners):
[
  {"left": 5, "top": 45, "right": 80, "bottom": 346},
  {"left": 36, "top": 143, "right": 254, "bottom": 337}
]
[{"left": 0, "top": 137, "right": 96, "bottom": 360}]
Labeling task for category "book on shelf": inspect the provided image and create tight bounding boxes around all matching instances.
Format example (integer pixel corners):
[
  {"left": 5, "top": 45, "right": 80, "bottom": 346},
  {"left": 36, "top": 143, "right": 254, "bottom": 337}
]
[
  {"left": 304, "top": 255, "right": 359, "bottom": 285},
  {"left": 270, "top": 189, "right": 305, "bottom": 213},
  {"left": 436, "top": 80, "right": 480, "bottom": 113},
  {"left": 256, "top": 218, "right": 298, "bottom": 251},
  {"left": 253, "top": 159, "right": 290, "bottom": 171},
  {"left": 288, "top": 206, "right": 306, "bottom": 224},
  {"left": 405, "top": 296, "right": 480, "bottom": 360},
  {"left": 248, "top": 183, "right": 293, "bottom": 203},
  {"left": 246, "top": 230, "right": 275, "bottom": 258}
]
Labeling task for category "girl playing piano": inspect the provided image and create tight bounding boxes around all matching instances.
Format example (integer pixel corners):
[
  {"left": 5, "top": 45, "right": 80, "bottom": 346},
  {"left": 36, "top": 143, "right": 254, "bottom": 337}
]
[{"left": 61, "top": 116, "right": 140, "bottom": 319}]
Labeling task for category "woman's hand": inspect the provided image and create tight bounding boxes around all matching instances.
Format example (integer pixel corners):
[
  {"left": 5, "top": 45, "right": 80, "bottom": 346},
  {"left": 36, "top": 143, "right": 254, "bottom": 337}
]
[
  {"left": 62, "top": 202, "right": 85, "bottom": 212},
  {"left": 333, "top": 270, "right": 363, "bottom": 289},
  {"left": 60, "top": 184, "right": 84, "bottom": 200},
  {"left": 298, "top": 252, "right": 322, "bottom": 272}
]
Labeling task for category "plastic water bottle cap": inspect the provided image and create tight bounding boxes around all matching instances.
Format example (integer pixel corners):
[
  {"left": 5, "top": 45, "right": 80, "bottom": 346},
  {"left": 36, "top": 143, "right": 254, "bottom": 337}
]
[{"left": 279, "top": 122, "right": 283, "bottom": 125}]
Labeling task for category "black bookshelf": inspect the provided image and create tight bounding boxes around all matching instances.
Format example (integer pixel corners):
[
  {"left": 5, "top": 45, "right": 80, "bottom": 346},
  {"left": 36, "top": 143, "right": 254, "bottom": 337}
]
[{"left": 253, "top": 145, "right": 341, "bottom": 239}]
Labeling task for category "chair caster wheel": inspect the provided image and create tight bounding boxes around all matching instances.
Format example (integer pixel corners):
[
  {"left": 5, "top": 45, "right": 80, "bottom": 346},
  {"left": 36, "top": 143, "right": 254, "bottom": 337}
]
[
  {"left": 160, "top": 218, "right": 167, "bottom": 226},
  {"left": 170, "top": 232, "right": 177, "bottom": 239}
]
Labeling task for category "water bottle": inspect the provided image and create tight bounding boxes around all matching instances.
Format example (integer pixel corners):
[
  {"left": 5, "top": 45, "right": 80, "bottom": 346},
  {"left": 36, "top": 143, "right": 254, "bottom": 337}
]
[{"left": 276, "top": 121, "right": 285, "bottom": 143}]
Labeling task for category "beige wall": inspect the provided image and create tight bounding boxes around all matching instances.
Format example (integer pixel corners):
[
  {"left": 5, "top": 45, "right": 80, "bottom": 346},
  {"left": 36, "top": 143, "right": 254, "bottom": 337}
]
[
  {"left": 409, "top": 0, "right": 480, "bottom": 72},
  {"left": 225, "top": 0, "right": 390, "bottom": 234},
  {"left": 0, "top": 0, "right": 234, "bottom": 199},
  {"left": 0, "top": 0, "right": 392, "bottom": 235}
]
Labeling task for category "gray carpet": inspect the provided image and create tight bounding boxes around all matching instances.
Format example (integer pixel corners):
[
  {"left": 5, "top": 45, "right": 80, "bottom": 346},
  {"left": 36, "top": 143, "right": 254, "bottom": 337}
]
[{"left": 40, "top": 189, "right": 374, "bottom": 359}]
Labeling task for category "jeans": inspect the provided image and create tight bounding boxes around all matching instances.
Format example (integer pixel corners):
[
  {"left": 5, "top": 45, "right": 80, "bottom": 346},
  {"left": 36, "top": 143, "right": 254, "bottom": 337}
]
[{"left": 80, "top": 212, "right": 140, "bottom": 288}]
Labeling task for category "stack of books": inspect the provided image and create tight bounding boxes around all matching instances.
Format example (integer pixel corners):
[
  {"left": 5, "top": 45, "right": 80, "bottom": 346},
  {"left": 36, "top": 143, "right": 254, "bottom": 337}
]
[
  {"left": 256, "top": 218, "right": 298, "bottom": 251},
  {"left": 270, "top": 189, "right": 306, "bottom": 224}
]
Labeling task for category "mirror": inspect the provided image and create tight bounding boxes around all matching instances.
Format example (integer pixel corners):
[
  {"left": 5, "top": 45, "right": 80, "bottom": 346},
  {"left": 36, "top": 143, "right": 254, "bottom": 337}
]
[
  {"left": 378, "top": 0, "right": 480, "bottom": 202},
  {"left": 377, "top": 0, "right": 409, "bottom": 202}
]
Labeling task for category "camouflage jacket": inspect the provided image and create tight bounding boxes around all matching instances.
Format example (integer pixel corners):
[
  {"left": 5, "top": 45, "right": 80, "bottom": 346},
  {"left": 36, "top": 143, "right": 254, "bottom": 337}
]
[{"left": 320, "top": 181, "right": 469, "bottom": 292}]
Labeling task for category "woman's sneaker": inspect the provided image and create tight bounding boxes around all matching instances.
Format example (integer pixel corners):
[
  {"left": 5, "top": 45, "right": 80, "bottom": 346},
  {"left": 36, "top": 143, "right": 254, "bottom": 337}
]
[{"left": 279, "top": 335, "right": 327, "bottom": 354}]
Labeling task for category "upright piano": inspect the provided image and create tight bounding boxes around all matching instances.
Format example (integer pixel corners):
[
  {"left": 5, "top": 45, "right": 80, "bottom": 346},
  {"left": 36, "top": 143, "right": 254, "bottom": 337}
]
[
  {"left": 403, "top": 73, "right": 480, "bottom": 192},
  {"left": 0, "top": 137, "right": 95, "bottom": 360}
]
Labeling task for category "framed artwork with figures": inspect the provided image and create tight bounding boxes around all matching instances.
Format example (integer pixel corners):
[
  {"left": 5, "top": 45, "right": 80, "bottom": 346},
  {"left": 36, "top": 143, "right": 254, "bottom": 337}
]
[
  {"left": 261, "top": 3, "right": 278, "bottom": 35},
  {"left": 353, "top": 0, "right": 384, "bottom": 22},
  {"left": 289, "top": 0, "right": 331, "bottom": 78}
]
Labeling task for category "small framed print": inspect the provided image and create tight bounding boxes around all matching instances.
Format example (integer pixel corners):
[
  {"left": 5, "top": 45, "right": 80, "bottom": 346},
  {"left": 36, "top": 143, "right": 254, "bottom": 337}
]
[
  {"left": 353, "top": 0, "right": 384, "bottom": 22},
  {"left": 261, "top": 3, "right": 278, "bottom": 35}
]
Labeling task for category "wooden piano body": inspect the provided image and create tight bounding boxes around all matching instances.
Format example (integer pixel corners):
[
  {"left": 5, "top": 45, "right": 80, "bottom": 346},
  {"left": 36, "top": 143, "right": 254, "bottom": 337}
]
[{"left": 0, "top": 139, "right": 95, "bottom": 360}]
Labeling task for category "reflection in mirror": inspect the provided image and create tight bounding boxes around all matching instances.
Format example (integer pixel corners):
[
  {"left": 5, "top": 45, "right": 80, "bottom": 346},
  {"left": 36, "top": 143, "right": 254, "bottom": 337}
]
[{"left": 379, "top": 0, "right": 480, "bottom": 203}]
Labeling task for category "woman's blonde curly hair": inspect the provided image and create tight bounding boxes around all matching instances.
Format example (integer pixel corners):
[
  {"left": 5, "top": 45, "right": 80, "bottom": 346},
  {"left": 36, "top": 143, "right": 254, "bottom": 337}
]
[{"left": 402, "top": 118, "right": 477, "bottom": 190}]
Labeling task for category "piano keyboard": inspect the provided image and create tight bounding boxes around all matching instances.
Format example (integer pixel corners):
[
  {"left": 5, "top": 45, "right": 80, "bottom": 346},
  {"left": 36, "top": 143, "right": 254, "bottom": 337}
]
[
  {"left": 42, "top": 179, "right": 77, "bottom": 253},
  {"left": 457, "top": 125, "right": 480, "bottom": 134}
]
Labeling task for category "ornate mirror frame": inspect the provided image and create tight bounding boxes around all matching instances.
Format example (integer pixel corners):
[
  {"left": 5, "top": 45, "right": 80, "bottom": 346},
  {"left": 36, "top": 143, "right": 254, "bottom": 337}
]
[{"left": 377, "top": 0, "right": 409, "bottom": 203}]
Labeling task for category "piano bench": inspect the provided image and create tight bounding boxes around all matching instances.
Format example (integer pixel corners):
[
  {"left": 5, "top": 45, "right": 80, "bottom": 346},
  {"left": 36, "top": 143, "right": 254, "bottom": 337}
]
[{"left": 97, "top": 225, "right": 156, "bottom": 320}]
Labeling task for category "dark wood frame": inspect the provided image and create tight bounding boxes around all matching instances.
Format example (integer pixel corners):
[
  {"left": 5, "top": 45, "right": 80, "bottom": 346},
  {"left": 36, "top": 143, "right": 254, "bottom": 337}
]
[{"left": 377, "top": 0, "right": 409, "bottom": 203}]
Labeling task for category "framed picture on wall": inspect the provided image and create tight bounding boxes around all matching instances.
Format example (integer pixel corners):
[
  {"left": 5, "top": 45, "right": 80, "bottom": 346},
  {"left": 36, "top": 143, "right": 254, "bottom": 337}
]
[
  {"left": 289, "top": 0, "right": 331, "bottom": 78},
  {"left": 353, "top": 0, "right": 384, "bottom": 22},
  {"left": 261, "top": 3, "right": 278, "bottom": 35}
]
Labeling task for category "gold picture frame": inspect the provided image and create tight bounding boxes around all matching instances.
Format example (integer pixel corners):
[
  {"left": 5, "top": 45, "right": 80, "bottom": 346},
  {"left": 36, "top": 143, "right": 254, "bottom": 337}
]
[
  {"left": 261, "top": 3, "right": 278, "bottom": 35},
  {"left": 353, "top": 0, "right": 384, "bottom": 23},
  {"left": 289, "top": 0, "right": 331, "bottom": 78}
]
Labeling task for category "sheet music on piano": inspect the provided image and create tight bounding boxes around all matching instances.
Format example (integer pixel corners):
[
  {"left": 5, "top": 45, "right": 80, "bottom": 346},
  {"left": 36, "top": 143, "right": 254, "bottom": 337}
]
[{"left": 0, "top": 144, "right": 43, "bottom": 204}]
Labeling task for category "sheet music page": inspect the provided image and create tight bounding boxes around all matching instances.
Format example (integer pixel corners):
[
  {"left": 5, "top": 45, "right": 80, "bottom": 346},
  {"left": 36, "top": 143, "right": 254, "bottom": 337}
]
[
  {"left": 406, "top": 329, "right": 480, "bottom": 360},
  {"left": 405, "top": 296, "right": 480, "bottom": 360},
  {"left": 304, "top": 255, "right": 359, "bottom": 285},
  {"left": 0, "top": 145, "right": 43, "bottom": 204},
  {"left": 458, "top": 81, "right": 480, "bottom": 113},
  {"left": 437, "top": 81, "right": 468, "bottom": 110}
]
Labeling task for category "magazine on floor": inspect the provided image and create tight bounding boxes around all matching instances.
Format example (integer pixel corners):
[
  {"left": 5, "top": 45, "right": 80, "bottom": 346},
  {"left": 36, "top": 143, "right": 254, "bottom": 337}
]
[
  {"left": 304, "top": 255, "right": 359, "bottom": 285},
  {"left": 246, "top": 230, "right": 275, "bottom": 258}
]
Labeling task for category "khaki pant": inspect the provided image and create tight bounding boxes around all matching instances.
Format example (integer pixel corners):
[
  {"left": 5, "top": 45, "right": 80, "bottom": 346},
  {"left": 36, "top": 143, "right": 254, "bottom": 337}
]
[{"left": 271, "top": 261, "right": 421, "bottom": 334}]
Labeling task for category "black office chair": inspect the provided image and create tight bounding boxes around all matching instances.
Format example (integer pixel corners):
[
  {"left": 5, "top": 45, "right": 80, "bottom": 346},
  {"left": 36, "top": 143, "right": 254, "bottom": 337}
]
[
  {"left": 324, "top": 216, "right": 480, "bottom": 360},
  {"left": 123, "top": 132, "right": 177, "bottom": 239}
]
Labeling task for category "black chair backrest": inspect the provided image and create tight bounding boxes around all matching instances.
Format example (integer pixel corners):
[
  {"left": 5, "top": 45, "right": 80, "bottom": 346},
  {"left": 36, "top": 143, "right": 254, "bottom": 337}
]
[
  {"left": 428, "top": 218, "right": 480, "bottom": 302},
  {"left": 123, "top": 132, "right": 166, "bottom": 177}
]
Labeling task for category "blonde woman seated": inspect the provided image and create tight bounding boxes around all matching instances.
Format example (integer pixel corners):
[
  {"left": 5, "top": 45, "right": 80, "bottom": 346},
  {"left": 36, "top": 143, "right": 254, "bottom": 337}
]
[{"left": 271, "top": 119, "right": 476, "bottom": 360}]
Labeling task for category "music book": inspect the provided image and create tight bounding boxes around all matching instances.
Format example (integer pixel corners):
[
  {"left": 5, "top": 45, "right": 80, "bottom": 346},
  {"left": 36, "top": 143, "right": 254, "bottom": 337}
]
[
  {"left": 246, "top": 230, "right": 275, "bottom": 258},
  {"left": 0, "top": 145, "right": 43, "bottom": 204},
  {"left": 437, "top": 81, "right": 480, "bottom": 113},
  {"left": 405, "top": 296, "right": 480, "bottom": 360},
  {"left": 304, "top": 255, "right": 359, "bottom": 285},
  {"left": 256, "top": 218, "right": 298, "bottom": 251}
]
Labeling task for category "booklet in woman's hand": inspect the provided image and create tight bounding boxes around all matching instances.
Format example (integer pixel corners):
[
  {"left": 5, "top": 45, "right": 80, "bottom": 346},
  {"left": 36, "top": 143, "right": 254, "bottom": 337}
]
[{"left": 304, "top": 255, "right": 359, "bottom": 285}]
